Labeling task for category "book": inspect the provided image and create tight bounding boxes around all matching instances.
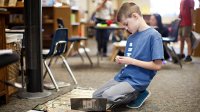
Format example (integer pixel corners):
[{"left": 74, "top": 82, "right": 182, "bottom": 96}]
[
  {"left": 0, "top": 0, "right": 5, "bottom": 6},
  {"left": 8, "top": 0, "right": 17, "bottom": 6}
]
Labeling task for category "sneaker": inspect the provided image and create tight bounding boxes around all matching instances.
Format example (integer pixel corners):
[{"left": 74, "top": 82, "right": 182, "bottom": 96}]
[
  {"left": 177, "top": 54, "right": 185, "bottom": 59},
  {"left": 184, "top": 56, "right": 192, "bottom": 62},
  {"left": 126, "top": 90, "right": 151, "bottom": 109},
  {"left": 102, "top": 53, "right": 107, "bottom": 57}
]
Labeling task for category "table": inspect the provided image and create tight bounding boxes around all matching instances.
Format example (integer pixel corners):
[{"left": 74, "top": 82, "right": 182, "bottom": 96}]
[{"left": 93, "top": 26, "right": 124, "bottom": 64}]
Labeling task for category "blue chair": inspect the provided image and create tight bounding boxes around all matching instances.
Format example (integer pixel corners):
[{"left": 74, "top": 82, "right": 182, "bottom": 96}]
[
  {"left": 162, "top": 19, "right": 182, "bottom": 68},
  {"left": 57, "top": 18, "right": 93, "bottom": 66},
  {"left": 43, "top": 28, "right": 78, "bottom": 91}
]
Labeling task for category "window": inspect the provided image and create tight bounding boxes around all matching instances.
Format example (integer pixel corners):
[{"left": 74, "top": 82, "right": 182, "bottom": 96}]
[{"left": 150, "top": 0, "right": 199, "bottom": 23}]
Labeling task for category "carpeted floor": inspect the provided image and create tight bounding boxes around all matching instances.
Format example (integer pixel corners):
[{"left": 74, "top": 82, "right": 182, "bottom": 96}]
[
  {"left": 0, "top": 39, "right": 200, "bottom": 112},
  {"left": 33, "top": 87, "right": 95, "bottom": 111}
]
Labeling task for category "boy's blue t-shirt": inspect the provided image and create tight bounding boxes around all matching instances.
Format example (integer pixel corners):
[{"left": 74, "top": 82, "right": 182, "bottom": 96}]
[{"left": 114, "top": 28, "right": 164, "bottom": 91}]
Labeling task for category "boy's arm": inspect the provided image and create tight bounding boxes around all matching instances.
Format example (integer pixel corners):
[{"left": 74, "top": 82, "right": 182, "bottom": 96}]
[{"left": 115, "top": 56, "right": 162, "bottom": 71}]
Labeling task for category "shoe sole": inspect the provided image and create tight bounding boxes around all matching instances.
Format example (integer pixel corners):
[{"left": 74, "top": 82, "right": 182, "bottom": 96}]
[
  {"left": 126, "top": 91, "right": 151, "bottom": 109},
  {"left": 182, "top": 60, "right": 192, "bottom": 64}
]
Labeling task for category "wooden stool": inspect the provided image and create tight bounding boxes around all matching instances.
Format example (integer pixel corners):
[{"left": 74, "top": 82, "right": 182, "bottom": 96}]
[{"left": 110, "top": 41, "right": 126, "bottom": 61}]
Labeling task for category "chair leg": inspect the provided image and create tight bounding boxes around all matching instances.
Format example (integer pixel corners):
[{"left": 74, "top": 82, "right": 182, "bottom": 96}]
[
  {"left": 171, "top": 46, "right": 182, "bottom": 68},
  {"left": 164, "top": 44, "right": 182, "bottom": 68},
  {"left": 110, "top": 48, "right": 119, "bottom": 62},
  {"left": 77, "top": 47, "right": 84, "bottom": 63},
  {"left": 60, "top": 55, "right": 78, "bottom": 85},
  {"left": 65, "top": 42, "right": 75, "bottom": 57},
  {"left": 43, "top": 58, "right": 54, "bottom": 79},
  {"left": 53, "top": 56, "right": 59, "bottom": 65},
  {"left": 97, "top": 51, "right": 100, "bottom": 65},
  {"left": 44, "top": 60, "right": 60, "bottom": 91},
  {"left": 81, "top": 45, "right": 93, "bottom": 66}
]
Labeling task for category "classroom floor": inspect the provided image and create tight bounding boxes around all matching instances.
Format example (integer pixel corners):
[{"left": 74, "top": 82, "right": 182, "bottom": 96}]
[{"left": 0, "top": 38, "right": 200, "bottom": 112}]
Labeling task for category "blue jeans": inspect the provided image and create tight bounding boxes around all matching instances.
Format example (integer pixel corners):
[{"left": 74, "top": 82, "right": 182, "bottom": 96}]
[{"left": 95, "top": 18, "right": 109, "bottom": 54}]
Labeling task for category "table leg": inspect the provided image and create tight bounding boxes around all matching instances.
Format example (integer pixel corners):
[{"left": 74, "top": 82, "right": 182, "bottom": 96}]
[{"left": 110, "top": 47, "right": 119, "bottom": 62}]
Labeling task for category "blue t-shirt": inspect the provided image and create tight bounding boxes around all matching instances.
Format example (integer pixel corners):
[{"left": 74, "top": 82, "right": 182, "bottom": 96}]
[{"left": 114, "top": 28, "right": 164, "bottom": 91}]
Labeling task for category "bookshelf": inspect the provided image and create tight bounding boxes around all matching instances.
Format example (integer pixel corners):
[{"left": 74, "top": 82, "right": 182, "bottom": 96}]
[
  {"left": 71, "top": 7, "right": 80, "bottom": 37},
  {"left": 0, "top": 12, "right": 9, "bottom": 104},
  {"left": 0, "top": 6, "right": 71, "bottom": 48},
  {"left": 42, "top": 6, "right": 71, "bottom": 48},
  {"left": 193, "top": 8, "right": 200, "bottom": 57}
]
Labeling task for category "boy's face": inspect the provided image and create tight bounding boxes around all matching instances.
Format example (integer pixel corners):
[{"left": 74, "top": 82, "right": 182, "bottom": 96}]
[{"left": 120, "top": 14, "right": 140, "bottom": 34}]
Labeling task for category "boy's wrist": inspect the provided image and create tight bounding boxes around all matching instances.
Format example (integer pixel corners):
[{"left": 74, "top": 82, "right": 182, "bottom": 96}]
[{"left": 131, "top": 58, "right": 136, "bottom": 65}]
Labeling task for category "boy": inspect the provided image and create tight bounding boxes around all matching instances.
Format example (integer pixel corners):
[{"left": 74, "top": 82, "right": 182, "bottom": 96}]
[{"left": 93, "top": 2, "right": 164, "bottom": 109}]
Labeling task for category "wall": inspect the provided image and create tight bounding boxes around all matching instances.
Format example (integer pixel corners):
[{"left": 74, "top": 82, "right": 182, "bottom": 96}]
[
  {"left": 76, "top": 0, "right": 200, "bottom": 24},
  {"left": 75, "top": 0, "right": 150, "bottom": 21}
]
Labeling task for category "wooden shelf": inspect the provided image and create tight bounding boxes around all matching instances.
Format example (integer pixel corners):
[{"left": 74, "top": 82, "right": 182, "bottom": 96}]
[
  {"left": 8, "top": 22, "right": 24, "bottom": 25},
  {"left": 43, "top": 20, "right": 54, "bottom": 24},
  {"left": 0, "top": 6, "right": 24, "bottom": 8},
  {"left": 193, "top": 8, "right": 200, "bottom": 57},
  {"left": 42, "top": 6, "right": 71, "bottom": 48},
  {"left": 0, "top": 12, "right": 9, "bottom": 104},
  {"left": 71, "top": 22, "right": 80, "bottom": 26}
]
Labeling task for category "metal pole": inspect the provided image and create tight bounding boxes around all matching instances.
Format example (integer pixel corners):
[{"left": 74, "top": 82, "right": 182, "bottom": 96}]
[{"left": 18, "top": 0, "right": 51, "bottom": 99}]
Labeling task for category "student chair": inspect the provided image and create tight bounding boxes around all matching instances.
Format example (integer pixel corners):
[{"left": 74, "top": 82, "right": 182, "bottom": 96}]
[
  {"left": 43, "top": 28, "right": 77, "bottom": 91},
  {"left": 162, "top": 19, "right": 182, "bottom": 68},
  {"left": 57, "top": 18, "right": 93, "bottom": 66}
]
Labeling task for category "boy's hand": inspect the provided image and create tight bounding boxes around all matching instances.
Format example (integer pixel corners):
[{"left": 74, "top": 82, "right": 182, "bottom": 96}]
[
  {"left": 115, "top": 56, "right": 134, "bottom": 65},
  {"left": 115, "top": 55, "right": 121, "bottom": 64}
]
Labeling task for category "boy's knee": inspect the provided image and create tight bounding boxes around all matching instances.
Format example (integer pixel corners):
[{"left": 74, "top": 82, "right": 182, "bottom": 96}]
[{"left": 102, "top": 90, "right": 113, "bottom": 100}]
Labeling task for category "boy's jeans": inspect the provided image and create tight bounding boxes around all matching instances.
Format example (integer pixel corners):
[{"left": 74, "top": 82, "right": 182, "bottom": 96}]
[{"left": 93, "top": 79, "right": 139, "bottom": 106}]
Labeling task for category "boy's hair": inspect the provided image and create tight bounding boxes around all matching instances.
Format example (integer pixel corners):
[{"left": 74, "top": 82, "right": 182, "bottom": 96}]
[{"left": 117, "top": 2, "right": 142, "bottom": 22}]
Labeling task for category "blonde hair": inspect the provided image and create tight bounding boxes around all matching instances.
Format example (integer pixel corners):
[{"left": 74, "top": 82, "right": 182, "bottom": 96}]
[{"left": 117, "top": 2, "right": 142, "bottom": 22}]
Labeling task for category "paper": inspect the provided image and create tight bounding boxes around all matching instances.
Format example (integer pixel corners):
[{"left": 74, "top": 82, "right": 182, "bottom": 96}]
[
  {"left": 8, "top": 0, "right": 17, "bottom": 6},
  {"left": 6, "top": 34, "right": 23, "bottom": 43}
]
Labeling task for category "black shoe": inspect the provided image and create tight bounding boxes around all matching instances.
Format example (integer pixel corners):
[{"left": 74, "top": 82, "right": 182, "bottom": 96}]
[
  {"left": 102, "top": 53, "right": 107, "bottom": 57},
  {"left": 184, "top": 56, "right": 192, "bottom": 62},
  {"left": 177, "top": 54, "right": 185, "bottom": 59}
]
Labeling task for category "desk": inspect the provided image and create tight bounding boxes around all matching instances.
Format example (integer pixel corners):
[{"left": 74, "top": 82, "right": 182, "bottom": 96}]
[{"left": 94, "top": 26, "right": 124, "bottom": 64}]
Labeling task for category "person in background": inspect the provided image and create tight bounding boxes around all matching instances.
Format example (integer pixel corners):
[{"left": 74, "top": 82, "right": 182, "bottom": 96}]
[
  {"left": 149, "top": 14, "right": 169, "bottom": 37},
  {"left": 95, "top": 0, "right": 113, "bottom": 56},
  {"left": 149, "top": 13, "right": 170, "bottom": 60},
  {"left": 178, "top": 0, "right": 194, "bottom": 62}
]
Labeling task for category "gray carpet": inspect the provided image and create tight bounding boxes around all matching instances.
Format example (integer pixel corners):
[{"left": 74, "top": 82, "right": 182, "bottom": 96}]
[{"left": 0, "top": 39, "right": 200, "bottom": 112}]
